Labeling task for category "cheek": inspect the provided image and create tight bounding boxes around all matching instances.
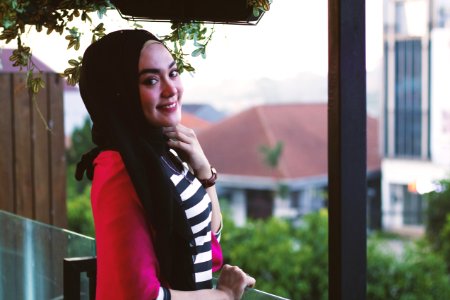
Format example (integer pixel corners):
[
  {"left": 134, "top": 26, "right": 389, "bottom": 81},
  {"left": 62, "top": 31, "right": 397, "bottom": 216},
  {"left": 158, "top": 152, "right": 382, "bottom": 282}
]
[
  {"left": 139, "top": 88, "right": 157, "bottom": 109},
  {"left": 177, "top": 82, "right": 184, "bottom": 99}
]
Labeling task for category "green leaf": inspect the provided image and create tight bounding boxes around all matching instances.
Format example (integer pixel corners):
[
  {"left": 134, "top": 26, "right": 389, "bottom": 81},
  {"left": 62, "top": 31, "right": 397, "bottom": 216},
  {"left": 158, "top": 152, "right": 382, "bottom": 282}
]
[
  {"left": 253, "top": 7, "right": 261, "bottom": 17},
  {"left": 68, "top": 59, "right": 79, "bottom": 66},
  {"left": 2, "top": 19, "right": 15, "bottom": 29},
  {"left": 191, "top": 48, "right": 202, "bottom": 57},
  {"left": 97, "top": 7, "right": 107, "bottom": 19}
]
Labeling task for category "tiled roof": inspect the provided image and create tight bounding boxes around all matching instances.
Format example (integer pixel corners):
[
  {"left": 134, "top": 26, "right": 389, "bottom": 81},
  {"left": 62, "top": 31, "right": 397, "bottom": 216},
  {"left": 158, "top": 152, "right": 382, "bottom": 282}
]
[{"left": 198, "top": 103, "right": 380, "bottom": 179}]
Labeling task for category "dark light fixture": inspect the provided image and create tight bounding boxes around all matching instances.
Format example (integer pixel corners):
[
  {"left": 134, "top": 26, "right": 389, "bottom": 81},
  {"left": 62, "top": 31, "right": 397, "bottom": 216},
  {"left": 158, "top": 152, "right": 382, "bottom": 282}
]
[{"left": 110, "top": 0, "right": 265, "bottom": 24}]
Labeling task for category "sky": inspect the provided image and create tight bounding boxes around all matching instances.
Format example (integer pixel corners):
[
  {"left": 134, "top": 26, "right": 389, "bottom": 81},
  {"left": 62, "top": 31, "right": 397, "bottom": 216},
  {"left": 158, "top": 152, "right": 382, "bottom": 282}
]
[{"left": 1, "top": 0, "right": 383, "bottom": 133}]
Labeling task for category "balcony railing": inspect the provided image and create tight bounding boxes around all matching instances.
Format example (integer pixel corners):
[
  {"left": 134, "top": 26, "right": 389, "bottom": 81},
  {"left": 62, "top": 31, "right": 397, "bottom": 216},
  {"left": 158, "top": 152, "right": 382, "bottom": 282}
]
[{"left": 0, "top": 210, "right": 287, "bottom": 299}]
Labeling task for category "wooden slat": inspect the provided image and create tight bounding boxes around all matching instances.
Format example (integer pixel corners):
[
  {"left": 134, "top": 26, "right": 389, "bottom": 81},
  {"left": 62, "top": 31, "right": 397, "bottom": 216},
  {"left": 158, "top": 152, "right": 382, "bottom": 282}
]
[
  {"left": 13, "top": 73, "right": 34, "bottom": 219},
  {"left": 48, "top": 73, "right": 67, "bottom": 227},
  {"left": 33, "top": 76, "right": 51, "bottom": 223},
  {"left": 0, "top": 74, "right": 15, "bottom": 212}
]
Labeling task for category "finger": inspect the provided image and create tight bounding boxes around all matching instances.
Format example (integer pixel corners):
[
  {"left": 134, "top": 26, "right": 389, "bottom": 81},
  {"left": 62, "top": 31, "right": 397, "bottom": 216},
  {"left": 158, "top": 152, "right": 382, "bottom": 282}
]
[
  {"left": 164, "top": 131, "right": 192, "bottom": 144},
  {"left": 246, "top": 275, "right": 256, "bottom": 288},
  {"left": 162, "top": 126, "right": 176, "bottom": 133},
  {"left": 167, "top": 139, "right": 192, "bottom": 153},
  {"left": 169, "top": 124, "right": 196, "bottom": 137}
]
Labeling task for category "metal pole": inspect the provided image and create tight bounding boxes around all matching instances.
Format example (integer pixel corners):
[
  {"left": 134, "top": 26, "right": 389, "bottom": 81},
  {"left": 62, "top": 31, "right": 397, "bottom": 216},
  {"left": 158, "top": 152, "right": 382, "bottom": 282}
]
[{"left": 328, "top": 0, "right": 367, "bottom": 299}]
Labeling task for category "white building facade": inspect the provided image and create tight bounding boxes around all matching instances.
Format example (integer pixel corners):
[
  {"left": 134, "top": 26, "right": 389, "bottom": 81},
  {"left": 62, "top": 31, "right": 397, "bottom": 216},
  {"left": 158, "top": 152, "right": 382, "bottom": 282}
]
[{"left": 382, "top": 0, "right": 450, "bottom": 231}]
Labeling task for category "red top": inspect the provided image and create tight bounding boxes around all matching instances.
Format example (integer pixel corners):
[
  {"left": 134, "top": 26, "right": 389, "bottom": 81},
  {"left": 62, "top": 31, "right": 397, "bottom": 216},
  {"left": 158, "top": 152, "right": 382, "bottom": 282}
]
[{"left": 91, "top": 151, "right": 223, "bottom": 299}]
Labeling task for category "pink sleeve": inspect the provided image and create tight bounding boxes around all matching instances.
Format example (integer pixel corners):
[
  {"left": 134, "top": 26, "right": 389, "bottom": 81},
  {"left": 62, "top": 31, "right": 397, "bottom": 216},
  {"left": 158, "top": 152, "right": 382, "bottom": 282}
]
[
  {"left": 91, "top": 151, "right": 162, "bottom": 299},
  {"left": 211, "top": 231, "right": 223, "bottom": 272}
]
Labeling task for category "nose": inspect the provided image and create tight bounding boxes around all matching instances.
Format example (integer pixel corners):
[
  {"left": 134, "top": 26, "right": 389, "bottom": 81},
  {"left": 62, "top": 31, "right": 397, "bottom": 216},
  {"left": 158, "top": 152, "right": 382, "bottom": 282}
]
[{"left": 161, "top": 79, "right": 177, "bottom": 98}]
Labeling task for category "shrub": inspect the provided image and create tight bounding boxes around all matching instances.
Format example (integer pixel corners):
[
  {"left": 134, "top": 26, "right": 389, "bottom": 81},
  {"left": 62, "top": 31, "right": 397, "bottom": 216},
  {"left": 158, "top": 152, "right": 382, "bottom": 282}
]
[
  {"left": 425, "top": 180, "right": 450, "bottom": 250},
  {"left": 221, "top": 211, "right": 328, "bottom": 299},
  {"left": 222, "top": 210, "right": 450, "bottom": 300},
  {"left": 367, "top": 238, "right": 450, "bottom": 300},
  {"left": 67, "top": 187, "right": 95, "bottom": 237}
]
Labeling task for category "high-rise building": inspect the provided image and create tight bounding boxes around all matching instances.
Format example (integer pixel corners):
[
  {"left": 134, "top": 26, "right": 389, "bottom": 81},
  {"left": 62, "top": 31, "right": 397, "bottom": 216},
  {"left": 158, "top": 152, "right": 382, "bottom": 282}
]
[{"left": 382, "top": 0, "right": 450, "bottom": 232}]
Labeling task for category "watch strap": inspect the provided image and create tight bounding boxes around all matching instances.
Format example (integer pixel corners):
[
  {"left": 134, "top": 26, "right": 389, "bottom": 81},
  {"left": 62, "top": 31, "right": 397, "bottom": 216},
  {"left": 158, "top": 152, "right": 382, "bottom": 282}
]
[{"left": 199, "top": 166, "right": 217, "bottom": 188}]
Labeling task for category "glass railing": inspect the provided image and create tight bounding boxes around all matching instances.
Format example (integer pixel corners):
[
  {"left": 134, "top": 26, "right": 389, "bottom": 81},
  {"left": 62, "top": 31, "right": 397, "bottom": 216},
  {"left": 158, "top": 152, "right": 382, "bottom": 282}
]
[
  {"left": 0, "top": 210, "right": 288, "bottom": 299},
  {"left": 0, "top": 210, "right": 96, "bottom": 299}
]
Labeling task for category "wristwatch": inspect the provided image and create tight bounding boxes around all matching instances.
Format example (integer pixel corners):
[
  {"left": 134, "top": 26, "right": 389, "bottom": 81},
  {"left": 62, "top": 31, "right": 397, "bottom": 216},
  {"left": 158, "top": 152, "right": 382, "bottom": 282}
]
[{"left": 199, "top": 166, "right": 217, "bottom": 188}]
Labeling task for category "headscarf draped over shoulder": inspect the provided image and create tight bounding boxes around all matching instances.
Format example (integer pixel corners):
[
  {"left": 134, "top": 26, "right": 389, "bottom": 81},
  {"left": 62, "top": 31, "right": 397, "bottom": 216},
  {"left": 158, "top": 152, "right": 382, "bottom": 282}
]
[{"left": 77, "top": 29, "right": 196, "bottom": 290}]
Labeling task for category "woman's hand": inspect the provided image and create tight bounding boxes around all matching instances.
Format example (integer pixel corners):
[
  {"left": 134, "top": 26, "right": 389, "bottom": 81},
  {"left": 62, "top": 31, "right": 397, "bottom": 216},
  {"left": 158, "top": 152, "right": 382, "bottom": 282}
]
[
  {"left": 162, "top": 125, "right": 212, "bottom": 179},
  {"left": 170, "top": 265, "right": 255, "bottom": 300},
  {"left": 216, "top": 264, "right": 256, "bottom": 300}
]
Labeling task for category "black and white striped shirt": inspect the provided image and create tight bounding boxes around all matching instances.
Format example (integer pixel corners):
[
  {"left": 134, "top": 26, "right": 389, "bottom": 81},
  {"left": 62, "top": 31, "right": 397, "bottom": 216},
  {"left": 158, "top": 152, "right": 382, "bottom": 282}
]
[{"left": 157, "top": 152, "right": 220, "bottom": 299}]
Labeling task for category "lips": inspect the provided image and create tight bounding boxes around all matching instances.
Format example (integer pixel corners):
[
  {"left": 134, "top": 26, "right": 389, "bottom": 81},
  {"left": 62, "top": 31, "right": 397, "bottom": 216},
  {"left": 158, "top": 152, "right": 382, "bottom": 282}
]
[{"left": 157, "top": 101, "right": 178, "bottom": 112}]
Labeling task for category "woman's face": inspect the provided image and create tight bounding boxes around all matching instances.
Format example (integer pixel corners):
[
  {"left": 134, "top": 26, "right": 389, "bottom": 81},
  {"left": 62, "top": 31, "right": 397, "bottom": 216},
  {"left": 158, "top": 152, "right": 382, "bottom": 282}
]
[{"left": 138, "top": 42, "right": 183, "bottom": 127}]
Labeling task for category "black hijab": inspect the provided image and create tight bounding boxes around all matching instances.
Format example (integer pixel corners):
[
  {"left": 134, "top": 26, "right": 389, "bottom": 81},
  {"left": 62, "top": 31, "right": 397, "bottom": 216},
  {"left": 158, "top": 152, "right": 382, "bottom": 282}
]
[{"left": 76, "top": 29, "right": 196, "bottom": 290}]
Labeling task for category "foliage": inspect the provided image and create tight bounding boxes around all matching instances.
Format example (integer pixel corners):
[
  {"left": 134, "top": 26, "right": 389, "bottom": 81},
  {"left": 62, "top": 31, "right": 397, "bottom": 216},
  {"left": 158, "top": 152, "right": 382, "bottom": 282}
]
[
  {"left": 221, "top": 211, "right": 328, "bottom": 299},
  {"left": 424, "top": 180, "right": 450, "bottom": 251},
  {"left": 367, "top": 238, "right": 450, "bottom": 300},
  {"left": 259, "top": 141, "right": 283, "bottom": 168},
  {"left": 160, "top": 22, "right": 214, "bottom": 73},
  {"left": 0, "top": 0, "right": 111, "bottom": 92},
  {"left": 66, "top": 117, "right": 94, "bottom": 236},
  {"left": 66, "top": 116, "right": 94, "bottom": 165},
  {"left": 67, "top": 186, "right": 95, "bottom": 237},
  {"left": 259, "top": 140, "right": 286, "bottom": 198},
  {"left": 248, "top": 0, "right": 272, "bottom": 17},
  {"left": 438, "top": 214, "right": 450, "bottom": 273},
  {"left": 1, "top": 0, "right": 274, "bottom": 92},
  {"left": 66, "top": 117, "right": 94, "bottom": 195},
  {"left": 221, "top": 210, "right": 450, "bottom": 299}
]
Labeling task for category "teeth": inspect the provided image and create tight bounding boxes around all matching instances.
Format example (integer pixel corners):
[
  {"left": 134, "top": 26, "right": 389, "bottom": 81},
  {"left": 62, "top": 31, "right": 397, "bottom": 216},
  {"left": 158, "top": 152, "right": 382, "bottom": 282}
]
[{"left": 162, "top": 103, "right": 176, "bottom": 109}]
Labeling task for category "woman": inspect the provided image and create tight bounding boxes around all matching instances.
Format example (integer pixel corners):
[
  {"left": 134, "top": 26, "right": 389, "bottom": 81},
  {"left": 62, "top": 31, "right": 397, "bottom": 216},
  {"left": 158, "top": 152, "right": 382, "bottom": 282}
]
[{"left": 75, "top": 29, "right": 255, "bottom": 299}]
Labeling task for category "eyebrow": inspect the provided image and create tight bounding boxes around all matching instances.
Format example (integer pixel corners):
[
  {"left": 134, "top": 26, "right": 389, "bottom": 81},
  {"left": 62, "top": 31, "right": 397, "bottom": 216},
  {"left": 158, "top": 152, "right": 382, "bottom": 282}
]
[{"left": 138, "top": 60, "right": 177, "bottom": 76}]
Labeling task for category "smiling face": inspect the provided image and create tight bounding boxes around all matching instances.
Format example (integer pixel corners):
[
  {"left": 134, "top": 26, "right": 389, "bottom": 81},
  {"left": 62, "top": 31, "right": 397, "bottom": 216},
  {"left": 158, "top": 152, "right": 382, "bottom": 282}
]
[{"left": 138, "top": 41, "right": 183, "bottom": 127}]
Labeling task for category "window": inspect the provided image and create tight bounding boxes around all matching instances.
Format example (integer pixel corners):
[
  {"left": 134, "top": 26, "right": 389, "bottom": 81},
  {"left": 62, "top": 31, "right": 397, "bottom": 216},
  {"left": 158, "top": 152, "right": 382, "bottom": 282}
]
[
  {"left": 390, "top": 184, "right": 425, "bottom": 226},
  {"left": 394, "top": 39, "right": 422, "bottom": 157}
]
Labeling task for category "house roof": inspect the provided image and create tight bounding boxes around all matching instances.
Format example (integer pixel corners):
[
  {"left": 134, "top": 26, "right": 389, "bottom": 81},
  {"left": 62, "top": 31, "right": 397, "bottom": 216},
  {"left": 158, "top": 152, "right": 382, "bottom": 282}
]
[{"left": 197, "top": 103, "right": 380, "bottom": 180}]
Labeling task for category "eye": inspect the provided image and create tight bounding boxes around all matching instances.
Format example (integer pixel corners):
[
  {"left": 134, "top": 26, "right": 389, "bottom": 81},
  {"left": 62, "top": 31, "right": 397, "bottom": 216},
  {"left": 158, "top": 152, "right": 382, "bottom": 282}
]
[
  {"left": 142, "top": 77, "right": 158, "bottom": 86},
  {"left": 169, "top": 69, "right": 179, "bottom": 78}
]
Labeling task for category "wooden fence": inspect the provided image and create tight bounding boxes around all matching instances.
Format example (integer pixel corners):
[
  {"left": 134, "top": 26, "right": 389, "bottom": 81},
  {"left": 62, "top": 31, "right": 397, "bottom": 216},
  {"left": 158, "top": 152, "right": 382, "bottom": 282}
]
[{"left": 0, "top": 72, "right": 66, "bottom": 227}]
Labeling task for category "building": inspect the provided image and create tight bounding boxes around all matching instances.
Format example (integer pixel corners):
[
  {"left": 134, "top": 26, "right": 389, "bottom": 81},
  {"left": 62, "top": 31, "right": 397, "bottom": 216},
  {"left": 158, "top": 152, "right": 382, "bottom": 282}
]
[
  {"left": 382, "top": 0, "right": 450, "bottom": 232},
  {"left": 198, "top": 103, "right": 381, "bottom": 226},
  {"left": 182, "top": 103, "right": 226, "bottom": 123}
]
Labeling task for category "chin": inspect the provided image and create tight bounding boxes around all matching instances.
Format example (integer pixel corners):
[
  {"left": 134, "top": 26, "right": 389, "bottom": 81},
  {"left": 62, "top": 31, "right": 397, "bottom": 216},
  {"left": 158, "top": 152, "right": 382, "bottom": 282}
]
[{"left": 163, "top": 117, "right": 181, "bottom": 127}]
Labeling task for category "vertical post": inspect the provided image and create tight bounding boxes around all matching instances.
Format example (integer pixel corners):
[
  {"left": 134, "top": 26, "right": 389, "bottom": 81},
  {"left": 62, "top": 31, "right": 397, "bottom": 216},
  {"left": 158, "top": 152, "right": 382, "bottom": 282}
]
[
  {"left": 328, "top": 0, "right": 367, "bottom": 299},
  {"left": 48, "top": 73, "right": 67, "bottom": 228},
  {"left": 64, "top": 257, "right": 97, "bottom": 300}
]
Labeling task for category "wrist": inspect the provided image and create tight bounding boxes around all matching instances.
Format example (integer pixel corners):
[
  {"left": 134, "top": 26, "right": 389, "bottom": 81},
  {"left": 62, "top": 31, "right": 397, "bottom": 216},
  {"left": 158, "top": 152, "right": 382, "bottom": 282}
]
[
  {"left": 215, "top": 286, "right": 233, "bottom": 300},
  {"left": 196, "top": 166, "right": 217, "bottom": 188},
  {"left": 195, "top": 164, "right": 213, "bottom": 179}
]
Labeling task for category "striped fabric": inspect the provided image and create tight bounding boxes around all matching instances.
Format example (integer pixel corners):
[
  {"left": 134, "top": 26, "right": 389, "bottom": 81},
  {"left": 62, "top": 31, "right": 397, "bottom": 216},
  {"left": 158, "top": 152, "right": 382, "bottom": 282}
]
[
  {"left": 155, "top": 287, "right": 171, "bottom": 300},
  {"left": 160, "top": 153, "right": 215, "bottom": 292}
]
